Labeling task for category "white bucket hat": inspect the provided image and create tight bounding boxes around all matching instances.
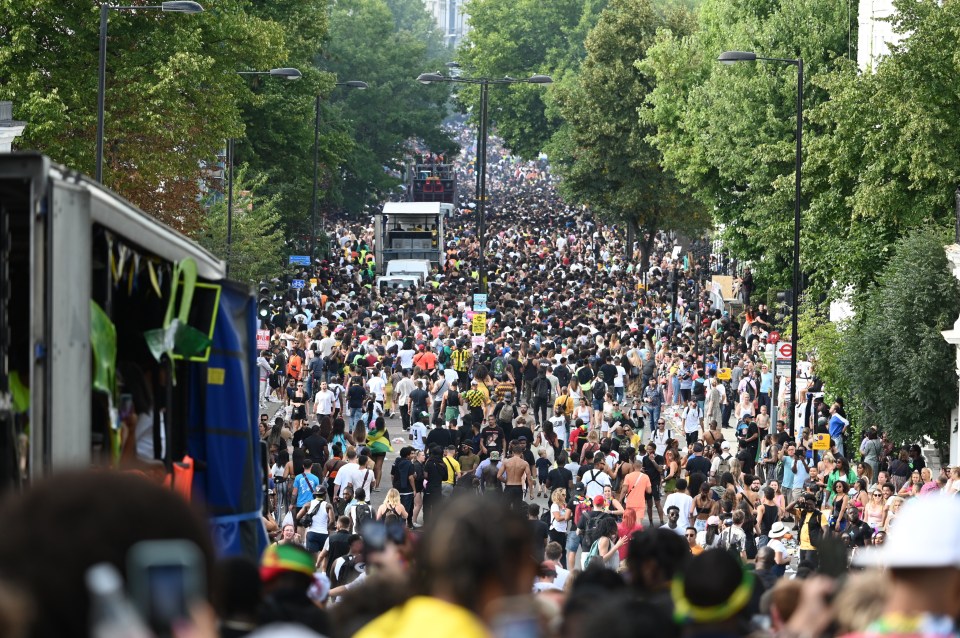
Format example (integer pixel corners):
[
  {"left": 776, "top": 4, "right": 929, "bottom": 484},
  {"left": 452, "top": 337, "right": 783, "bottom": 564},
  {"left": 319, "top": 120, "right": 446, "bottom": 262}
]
[{"left": 854, "top": 494, "right": 960, "bottom": 569}]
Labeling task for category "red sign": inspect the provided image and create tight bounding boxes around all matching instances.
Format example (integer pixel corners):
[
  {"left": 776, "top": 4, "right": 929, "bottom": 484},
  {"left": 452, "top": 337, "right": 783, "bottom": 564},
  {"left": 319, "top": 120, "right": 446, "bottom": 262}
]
[
  {"left": 768, "top": 331, "right": 780, "bottom": 344},
  {"left": 777, "top": 342, "right": 793, "bottom": 360},
  {"left": 256, "top": 330, "right": 271, "bottom": 351}
]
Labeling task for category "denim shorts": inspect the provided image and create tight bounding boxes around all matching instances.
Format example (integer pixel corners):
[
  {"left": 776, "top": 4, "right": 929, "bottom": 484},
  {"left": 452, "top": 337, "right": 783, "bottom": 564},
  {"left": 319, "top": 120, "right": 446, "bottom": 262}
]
[
  {"left": 305, "top": 531, "right": 327, "bottom": 553},
  {"left": 566, "top": 530, "right": 580, "bottom": 553}
]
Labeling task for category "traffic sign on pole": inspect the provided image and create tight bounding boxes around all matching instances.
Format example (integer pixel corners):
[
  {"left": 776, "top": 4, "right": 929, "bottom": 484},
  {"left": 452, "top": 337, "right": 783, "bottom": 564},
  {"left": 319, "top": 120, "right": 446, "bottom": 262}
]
[
  {"left": 289, "top": 255, "right": 310, "bottom": 266},
  {"left": 290, "top": 279, "right": 306, "bottom": 289},
  {"left": 776, "top": 342, "right": 793, "bottom": 359}
]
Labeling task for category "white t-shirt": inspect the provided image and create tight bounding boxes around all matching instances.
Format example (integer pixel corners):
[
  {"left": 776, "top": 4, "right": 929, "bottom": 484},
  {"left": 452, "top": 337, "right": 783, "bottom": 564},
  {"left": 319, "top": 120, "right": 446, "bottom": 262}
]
[
  {"left": 663, "top": 492, "right": 694, "bottom": 529},
  {"left": 314, "top": 390, "right": 335, "bottom": 415},
  {"left": 767, "top": 537, "right": 788, "bottom": 559},
  {"left": 582, "top": 468, "right": 612, "bottom": 499},
  {"left": 682, "top": 407, "right": 703, "bottom": 434},
  {"left": 614, "top": 366, "right": 626, "bottom": 388},
  {"left": 398, "top": 349, "right": 416, "bottom": 369},
  {"left": 366, "top": 376, "right": 386, "bottom": 401},
  {"left": 660, "top": 523, "right": 685, "bottom": 536},
  {"left": 333, "top": 462, "right": 362, "bottom": 493},
  {"left": 550, "top": 503, "right": 569, "bottom": 533},
  {"left": 410, "top": 422, "right": 428, "bottom": 451}
]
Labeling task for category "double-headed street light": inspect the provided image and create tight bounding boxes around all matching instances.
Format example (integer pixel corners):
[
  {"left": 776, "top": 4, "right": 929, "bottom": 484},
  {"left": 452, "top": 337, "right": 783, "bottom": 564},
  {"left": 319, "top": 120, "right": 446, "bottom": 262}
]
[
  {"left": 718, "top": 50, "right": 803, "bottom": 437},
  {"left": 96, "top": 1, "right": 205, "bottom": 183},
  {"left": 310, "top": 80, "right": 368, "bottom": 260},
  {"left": 226, "top": 68, "right": 303, "bottom": 276},
  {"left": 416, "top": 71, "right": 553, "bottom": 293}
]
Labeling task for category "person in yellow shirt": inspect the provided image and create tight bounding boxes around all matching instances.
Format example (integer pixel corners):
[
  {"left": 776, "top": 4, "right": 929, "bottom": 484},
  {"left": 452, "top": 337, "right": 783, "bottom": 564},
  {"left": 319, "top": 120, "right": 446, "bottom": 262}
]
[
  {"left": 441, "top": 445, "right": 461, "bottom": 497},
  {"left": 355, "top": 497, "right": 537, "bottom": 638}
]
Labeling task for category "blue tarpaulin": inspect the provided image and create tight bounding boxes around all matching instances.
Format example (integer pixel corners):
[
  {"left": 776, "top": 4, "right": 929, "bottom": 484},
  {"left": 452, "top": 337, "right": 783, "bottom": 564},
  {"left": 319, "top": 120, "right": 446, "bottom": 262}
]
[{"left": 187, "top": 282, "right": 266, "bottom": 560}]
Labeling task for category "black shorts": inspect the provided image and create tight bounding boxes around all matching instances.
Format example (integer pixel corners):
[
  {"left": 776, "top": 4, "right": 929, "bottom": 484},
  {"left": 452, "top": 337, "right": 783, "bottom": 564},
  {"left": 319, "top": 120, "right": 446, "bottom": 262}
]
[
  {"left": 647, "top": 484, "right": 662, "bottom": 501},
  {"left": 370, "top": 451, "right": 387, "bottom": 460},
  {"left": 504, "top": 484, "right": 523, "bottom": 503},
  {"left": 293, "top": 405, "right": 307, "bottom": 420}
]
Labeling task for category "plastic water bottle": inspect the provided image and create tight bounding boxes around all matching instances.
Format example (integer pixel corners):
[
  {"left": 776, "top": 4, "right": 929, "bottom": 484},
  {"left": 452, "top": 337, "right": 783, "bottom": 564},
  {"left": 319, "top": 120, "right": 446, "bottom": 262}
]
[{"left": 86, "top": 563, "right": 152, "bottom": 638}]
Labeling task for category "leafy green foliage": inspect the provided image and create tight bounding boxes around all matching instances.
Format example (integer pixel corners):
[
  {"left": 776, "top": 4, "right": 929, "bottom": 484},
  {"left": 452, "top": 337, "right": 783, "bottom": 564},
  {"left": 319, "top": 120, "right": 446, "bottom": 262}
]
[
  {"left": 641, "top": 0, "right": 854, "bottom": 293},
  {"left": 320, "top": 0, "right": 456, "bottom": 216},
  {"left": 841, "top": 228, "right": 960, "bottom": 451},
  {"left": 196, "top": 165, "right": 285, "bottom": 286},
  {"left": 547, "top": 0, "right": 708, "bottom": 266},
  {"left": 458, "top": 0, "right": 608, "bottom": 159},
  {"left": 0, "top": 0, "right": 289, "bottom": 232}
]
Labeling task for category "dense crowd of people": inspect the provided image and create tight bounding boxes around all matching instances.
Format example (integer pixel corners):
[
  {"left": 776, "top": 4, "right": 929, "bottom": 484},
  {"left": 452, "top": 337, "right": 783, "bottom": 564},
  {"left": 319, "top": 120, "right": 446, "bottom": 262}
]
[{"left": 0, "top": 123, "right": 956, "bottom": 638}]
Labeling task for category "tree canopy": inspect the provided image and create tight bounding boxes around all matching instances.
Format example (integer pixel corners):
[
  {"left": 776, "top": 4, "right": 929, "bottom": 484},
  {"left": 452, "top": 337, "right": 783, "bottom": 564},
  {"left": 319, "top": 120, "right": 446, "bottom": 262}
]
[
  {"left": 547, "top": 0, "right": 708, "bottom": 267},
  {"left": 0, "top": 0, "right": 291, "bottom": 232},
  {"left": 840, "top": 228, "right": 960, "bottom": 453}
]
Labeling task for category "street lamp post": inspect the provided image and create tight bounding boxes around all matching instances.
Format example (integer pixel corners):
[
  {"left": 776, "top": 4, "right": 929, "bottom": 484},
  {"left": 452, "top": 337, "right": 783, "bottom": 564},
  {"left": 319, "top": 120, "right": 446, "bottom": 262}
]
[
  {"left": 310, "top": 80, "right": 368, "bottom": 260},
  {"left": 96, "top": 1, "right": 204, "bottom": 183},
  {"left": 718, "top": 50, "right": 803, "bottom": 437},
  {"left": 416, "top": 71, "right": 553, "bottom": 293},
  {"left": 226, "top": 68, "right": 302, "bottom": 276}
]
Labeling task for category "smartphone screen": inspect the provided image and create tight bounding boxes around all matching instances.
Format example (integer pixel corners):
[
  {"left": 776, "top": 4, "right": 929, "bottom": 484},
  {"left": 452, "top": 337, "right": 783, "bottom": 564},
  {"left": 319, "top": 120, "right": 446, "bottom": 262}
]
[{"left": 146, "top": 564, "right": 189, "bottom": 630}]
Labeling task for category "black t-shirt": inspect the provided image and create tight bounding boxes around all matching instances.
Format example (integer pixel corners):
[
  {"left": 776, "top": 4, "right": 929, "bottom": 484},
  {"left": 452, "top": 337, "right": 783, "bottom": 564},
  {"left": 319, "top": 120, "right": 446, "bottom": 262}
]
[
  {"left": 642, "top": 454, "right": 664, "bottom": 486},
  {"left": 347, "top": 383, "right": 366, "bottom": 409},
  {"left": 480, "top": 426, "right": 505, "bottom": 455},
  {"left": 600, "top": 363, "right": 618, "bottom": 384},
  {"left": 775, "top": 432, "right": 792, "bottom": 446},
  {"left": 845, "top": 520, "right": 873, "bottom": 547},
  {"left": 511, "top": 426, "right": 534, "bottom": 444},
  {"left": 410, "top": 388, "right": 430, "bottom": 413},
  {"left": 740, "top": 422, "right": 760, "bottom": 450},
  {"left": 426, "top": 428, "right": 458, "bottom": 450},
  {"left": 303, "top": 434, "right": 328, "bottom": 465},
  {"left": 547, "top": 467, "right": 573, "bottom": 493},
  {"left": 529, "top": 518, "right": 549, "bottom": 562},
  {"left": 424, "top": 457, "right": 445, "bottom": 492},
  {"left": 392, "top": 458, "right": 415, "bottom": 493},
  {"left": 686, "top": 455, "right": 711, "bottom": 477},
  {"left": 554, "top": 365, "right": 571, "bottom": 388}
]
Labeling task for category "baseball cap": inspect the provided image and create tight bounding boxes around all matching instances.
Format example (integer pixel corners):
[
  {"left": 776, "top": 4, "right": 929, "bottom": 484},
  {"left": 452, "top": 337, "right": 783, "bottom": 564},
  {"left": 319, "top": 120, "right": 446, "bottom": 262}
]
[
  {"left": 489, "top": 451, "right": 501, "bottom": 461},
  {"left": 854, "top": 494, "right": 960, "bottom": 569},
  {"left": 593, "top": 495, "right": 605, "bottom": 507},
  {"left": 721, "top": 442, "right": 730, "bottom": 450},
  {"left": 706, "top": 515, "right": 721, "bottom": 526},
  {"left": 260, "top": 544, "right": 315, "bottom": 582}
]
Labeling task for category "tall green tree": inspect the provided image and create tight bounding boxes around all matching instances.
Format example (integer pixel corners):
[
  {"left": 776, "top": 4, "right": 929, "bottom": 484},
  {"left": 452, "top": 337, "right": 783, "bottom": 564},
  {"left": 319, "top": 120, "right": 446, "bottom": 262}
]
[
  {"left": 458, "top": 0, "right": 608, "bottom": 159},
  {"left": 803, "top": 0, "right": 960, "bottom": 296},
  {"left": 641, "top": 0, "right": 854, "bottom": 293},
  {"left": 197, "top": 165, "right": 286, "bottom": 285},
  {"left": 548, "top": 0, "right": 707, "bottom": 268},
  {"left": 232, "top": 0, "right": 332, "bottom": 247},
  {"left": 320, "top": 0, "right": 456, "bottom": 215},
  {"left": 841, "top": 228, "right": 960, "bottom": 455},
  {"left": 0, "top": 0, "right": 288, "bottom": 232}
]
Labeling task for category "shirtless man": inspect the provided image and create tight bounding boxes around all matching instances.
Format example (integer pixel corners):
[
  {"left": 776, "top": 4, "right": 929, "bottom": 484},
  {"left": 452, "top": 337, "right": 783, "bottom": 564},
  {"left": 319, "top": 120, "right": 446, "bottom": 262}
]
[{"left": 499, "top": 441, "right": 535, "bottom": 511}]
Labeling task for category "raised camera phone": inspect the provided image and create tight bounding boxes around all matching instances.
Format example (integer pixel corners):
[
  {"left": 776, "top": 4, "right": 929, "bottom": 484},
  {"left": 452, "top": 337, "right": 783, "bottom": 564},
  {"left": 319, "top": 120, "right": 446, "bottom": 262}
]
[{"left": 127, "top": 540, "right": 205, "bottom": 638}]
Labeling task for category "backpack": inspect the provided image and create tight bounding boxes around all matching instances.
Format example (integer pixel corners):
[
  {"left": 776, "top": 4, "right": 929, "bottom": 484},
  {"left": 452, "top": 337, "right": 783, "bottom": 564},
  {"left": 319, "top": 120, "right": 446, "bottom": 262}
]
[
  {"left": 592, "top": 381, "right": 606, "bottom": 402},
  {"left": 354, "top": 503, "right": 372, "bottom": 531},
  {"left": 497, "top": 402, "right": 515, "bottom": 425},
  {"left": 573, "top": 499, "right": 592, "bottom": 526},
  {"left": 438, "top": 347, "right": 449, "bottom": 365},
  {"left": 716, "top": 453, "right": 732, "bottom": 477},
  {"left": 333, "top": 553, "right": 363, "bottom": 588},
  {"left": 535, "top": 378, "right": 550, "bottom": 400},
  {"left": 581, "top": 510, "right": 612, "bottom": 550}
]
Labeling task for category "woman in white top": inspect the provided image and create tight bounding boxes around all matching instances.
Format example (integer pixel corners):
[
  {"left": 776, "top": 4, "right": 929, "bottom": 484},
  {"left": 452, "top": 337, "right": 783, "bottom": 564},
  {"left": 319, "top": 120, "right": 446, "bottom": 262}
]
[
  {"left": 549, "top": 489, "right": 572, "bottom": 565},
  {"left": 734, "top": 391, "right": 755, "bottom": 422}
]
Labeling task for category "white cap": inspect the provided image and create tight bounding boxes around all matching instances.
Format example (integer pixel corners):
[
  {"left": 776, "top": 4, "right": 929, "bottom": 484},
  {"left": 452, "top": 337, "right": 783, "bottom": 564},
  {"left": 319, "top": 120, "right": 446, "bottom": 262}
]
[
  {"left": 854, "top": 494, "right": 960, "bottom": 569},
  {"left": 721, "top": 442, "right": 731, "bottom": 450}
]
